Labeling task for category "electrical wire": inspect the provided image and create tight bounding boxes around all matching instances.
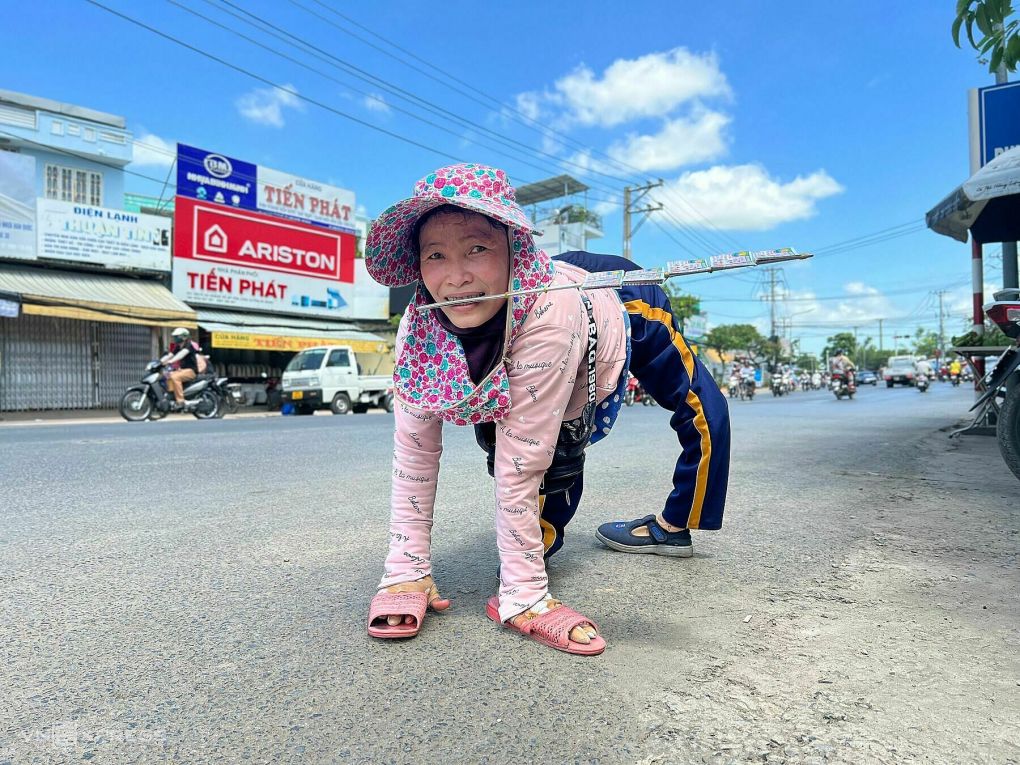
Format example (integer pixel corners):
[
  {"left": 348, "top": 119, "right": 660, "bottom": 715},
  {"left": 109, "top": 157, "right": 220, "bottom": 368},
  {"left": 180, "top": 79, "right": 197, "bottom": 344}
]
[{"left": 160, "top": 0, "right": 623, "bottom": 202}]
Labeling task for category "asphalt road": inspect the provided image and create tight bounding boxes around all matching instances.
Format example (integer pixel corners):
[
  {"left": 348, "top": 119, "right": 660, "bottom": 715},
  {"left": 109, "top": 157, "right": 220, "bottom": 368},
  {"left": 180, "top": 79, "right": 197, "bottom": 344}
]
[{"left": 1, "top": 383, "right": 1017, "bottom": 764}]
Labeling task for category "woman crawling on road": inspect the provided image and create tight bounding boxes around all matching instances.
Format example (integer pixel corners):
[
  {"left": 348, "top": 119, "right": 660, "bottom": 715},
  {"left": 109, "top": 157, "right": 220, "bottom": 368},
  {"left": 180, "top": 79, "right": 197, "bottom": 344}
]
[{"left": 365, "top": 164, "right": 730, "bottom": 655}]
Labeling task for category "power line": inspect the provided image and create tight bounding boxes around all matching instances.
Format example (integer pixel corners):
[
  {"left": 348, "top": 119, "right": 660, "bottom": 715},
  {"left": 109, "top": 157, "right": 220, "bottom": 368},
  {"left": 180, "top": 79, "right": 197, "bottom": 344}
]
[
  {"left": 293, "top": 0, "right": 648, "bottom": 183},
  {"left": 695, "top": 277, "right": 970, "bottom": 303},
  {"left": 162, "top": 0, "right": 623, "bottom": 202},
  {"left": 279, "top": 0, "right": 751, "bottom": 245},
  {"left": 0, "top": 128, "right": 180, "bottom": 188},
  {"left": 205, "top": 0, "right": 631, "bottom": 196}
]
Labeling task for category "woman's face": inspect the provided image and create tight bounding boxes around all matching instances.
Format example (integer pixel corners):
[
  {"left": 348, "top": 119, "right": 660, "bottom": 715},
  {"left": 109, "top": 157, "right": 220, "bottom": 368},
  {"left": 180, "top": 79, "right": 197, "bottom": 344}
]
[{"left": 418, "top": 210, "right": 511, "bottom": 329}]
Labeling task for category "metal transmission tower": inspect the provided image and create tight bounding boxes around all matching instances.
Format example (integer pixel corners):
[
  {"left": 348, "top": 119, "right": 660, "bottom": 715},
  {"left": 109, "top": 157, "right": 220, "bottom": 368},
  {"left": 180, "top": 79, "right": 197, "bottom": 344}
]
[
  {"left": 757, "top": 266, "right": 789, "bottom": 370},
  {"left": 622, "top": 180, "right": 663, "bottom": 260}
]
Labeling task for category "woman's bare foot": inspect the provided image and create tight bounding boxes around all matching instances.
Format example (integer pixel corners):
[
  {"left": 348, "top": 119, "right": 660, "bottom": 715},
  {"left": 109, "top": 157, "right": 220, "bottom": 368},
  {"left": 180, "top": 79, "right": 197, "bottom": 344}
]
[
  {"left": 382, "top": 575, "right": 451, "bottom": 626},
  {"left": 509, "top": 597, "right": 597, "bottom": 644}
]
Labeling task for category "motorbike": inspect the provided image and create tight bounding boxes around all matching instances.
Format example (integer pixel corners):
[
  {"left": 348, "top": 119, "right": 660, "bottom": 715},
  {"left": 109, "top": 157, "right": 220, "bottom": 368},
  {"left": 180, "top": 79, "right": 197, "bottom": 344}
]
[
  {"left": 727, "top": 376, "right": 740, "bottom": 399},
  {"left": 916, "top": 373, "right": 929, "bottom": 393},
  {"left": 830, "top": 371, "right": 856, "bottom": 400},
  {"left": 770, "top": 375, "right": 784, "bottom": 397},
  {"left": 625, "top": 375, "right": 641, "bottom": 406},
  {"left": 950, "top": 372, "right": 961, "bottom": 387},
  {"left": 971, "top": 288, "right": 1020, "bottom": 481},
  {"left": 209, "top": 376, "right": 243, "bottom": 416},
  {"left": 741, "top": 378, "right": 756, "bottom": 401},
  {"left": 262, "top": 372, "right": 283, "bottom": 411},
  {"left": 119, "top": 361, "right": 219, "bottom": 422}
]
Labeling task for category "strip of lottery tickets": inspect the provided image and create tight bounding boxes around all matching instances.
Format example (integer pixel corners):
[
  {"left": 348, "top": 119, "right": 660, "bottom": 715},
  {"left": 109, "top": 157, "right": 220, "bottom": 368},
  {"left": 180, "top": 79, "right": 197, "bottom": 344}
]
[{"left": 416, "top": 247, "right": 811, "bottom": 311}]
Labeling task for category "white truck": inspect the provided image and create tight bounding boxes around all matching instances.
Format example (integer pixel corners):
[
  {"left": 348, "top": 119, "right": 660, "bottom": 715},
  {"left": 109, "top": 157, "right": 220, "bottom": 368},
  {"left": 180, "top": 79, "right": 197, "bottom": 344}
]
[
  {"left": 883, "top": 355, "right": 918, "bottom": 387},
  {"left": 281, "top": 345, "right": 393, "bottom": 415}
]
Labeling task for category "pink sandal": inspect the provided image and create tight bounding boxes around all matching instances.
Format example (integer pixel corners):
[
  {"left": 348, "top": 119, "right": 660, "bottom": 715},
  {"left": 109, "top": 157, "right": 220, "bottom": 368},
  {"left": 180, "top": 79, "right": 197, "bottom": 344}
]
[
  {"left": 368, "top": 591, "right": 429, "bottom": 639},
  {"left": 485, "top": 596, "right": 606, "bottom": 656}
]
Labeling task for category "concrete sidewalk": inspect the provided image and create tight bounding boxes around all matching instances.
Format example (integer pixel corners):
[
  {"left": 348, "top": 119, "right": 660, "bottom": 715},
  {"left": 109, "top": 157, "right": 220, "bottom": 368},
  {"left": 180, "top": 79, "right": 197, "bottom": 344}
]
[
  {"left": 0, "top": 408, "right": 387, "bottom": 426},
  {"left": 0, "top": 407, "right": 343, "bottom": 427}
]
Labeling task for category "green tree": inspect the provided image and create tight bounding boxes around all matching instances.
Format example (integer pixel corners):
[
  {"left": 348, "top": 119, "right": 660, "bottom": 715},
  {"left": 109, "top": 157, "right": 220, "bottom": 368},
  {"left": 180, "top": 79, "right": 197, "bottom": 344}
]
[
  {"left": 663, "top": 281, "right": 701, "bottom": 324},
  {"left": 794, "top": 352, "right": 819, "bottom": 372},
  {"left": 913, "top": 327, "right": 940, "bottom": 357},
  {"left": 856, "top": 336, "right": 877, "bottom": 369},
  {"left": 706, "top": 324, "right": 766, "bottom": 363},
  {"left": 822, "top": 332, "right": 858, "bottom": 361},
  {"left": 870, "top": 349, "right": 895, "bottom": 371},
  {"left": 953, "top": 0, "right": 1020, "bottom": 74}
]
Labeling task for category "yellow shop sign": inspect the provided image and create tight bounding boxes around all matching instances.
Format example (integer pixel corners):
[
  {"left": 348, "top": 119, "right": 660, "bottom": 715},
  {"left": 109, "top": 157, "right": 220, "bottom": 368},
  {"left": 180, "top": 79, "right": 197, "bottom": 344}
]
[{"left": 211, "top": 331, "right": 388, "bottom": 354}]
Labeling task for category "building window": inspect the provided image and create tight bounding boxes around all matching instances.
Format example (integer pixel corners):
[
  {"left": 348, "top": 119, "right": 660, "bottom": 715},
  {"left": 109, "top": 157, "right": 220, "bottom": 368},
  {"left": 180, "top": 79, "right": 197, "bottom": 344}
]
[
  {"left": 60, "top": 167, "right": 72, "bottom": 201},
  {"left": 74, "top": 170, "right": 87, "bottom": 203},
  {"left": 83, "top": 127, "right": 95, "bottom": 142},
  {"left": 45, "top": 165, "right": 59, "bottom": 199},
  {"left": 46, "top": 163, "right": 103, "bottom": 205},
  {"left": 51, "top": 120, "right": 64, "bottom": 136}
]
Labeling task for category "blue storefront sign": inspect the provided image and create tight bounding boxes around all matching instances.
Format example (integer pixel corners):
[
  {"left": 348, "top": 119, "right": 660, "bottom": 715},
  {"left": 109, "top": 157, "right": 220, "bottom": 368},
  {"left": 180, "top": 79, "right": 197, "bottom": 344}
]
[
  {"left": 176, "top": 143, "right": 258, "bottom": 209},
  {"left": 975, "top": 81, "right": 1020, "bottom": 168}
]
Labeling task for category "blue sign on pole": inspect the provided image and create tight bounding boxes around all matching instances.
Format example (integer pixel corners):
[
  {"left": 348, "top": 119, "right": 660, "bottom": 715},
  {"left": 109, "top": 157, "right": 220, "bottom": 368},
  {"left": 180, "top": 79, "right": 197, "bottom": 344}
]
[
  {"left": 175, "top": 143, "right": 258, "bottom": 208},
  {"left": 977, "top": 81, "right": 1020, "bottom": 167}
]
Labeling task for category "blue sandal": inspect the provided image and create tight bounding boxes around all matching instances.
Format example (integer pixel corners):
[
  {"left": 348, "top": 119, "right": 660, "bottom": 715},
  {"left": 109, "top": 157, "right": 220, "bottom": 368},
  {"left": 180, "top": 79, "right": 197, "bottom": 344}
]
[{"left": 595, "top": 515, "right": 693, "bottom": 557}]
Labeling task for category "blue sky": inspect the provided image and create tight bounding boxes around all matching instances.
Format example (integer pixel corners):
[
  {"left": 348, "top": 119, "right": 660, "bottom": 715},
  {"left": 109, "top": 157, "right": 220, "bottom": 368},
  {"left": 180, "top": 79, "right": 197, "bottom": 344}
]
[{"left": 5, "top": 1, "right": 1010, "bottom": 353}]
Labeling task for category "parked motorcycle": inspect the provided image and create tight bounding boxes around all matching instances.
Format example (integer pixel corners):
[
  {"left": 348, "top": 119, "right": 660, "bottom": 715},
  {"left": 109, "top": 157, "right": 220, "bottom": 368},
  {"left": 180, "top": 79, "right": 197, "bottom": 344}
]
[
  {"left": 830, "top": 371, "right": 856, "bottom": 400},
  {"left": 262, "top": 372, "right": 283, "bottom": 411},
  {"left": 972, "top": 288, "right": 1020, "bottom": 481},
  {"left": 209, "top": 376, "right": 243, "bottom": 416},
  {"left": 916, "top": 373, "right": 930, "bottom": 393},
  {"left": 119, "top": 361, "right": 219, "bottom": 422}
]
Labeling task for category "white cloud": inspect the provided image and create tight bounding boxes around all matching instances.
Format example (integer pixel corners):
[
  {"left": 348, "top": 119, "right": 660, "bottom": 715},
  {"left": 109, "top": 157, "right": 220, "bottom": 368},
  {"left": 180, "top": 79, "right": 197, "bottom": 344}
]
[
  {"left": 658, "top": 164, "right": 844, "bottom": 231},
  {"left": 363, "top": 93, "right": 391, "bottom": 114},
  {"left": 606, "top": 109, "right": 730, "bottom": 172},
  {"left": 236, "top": 84, "right": 303, "bottom": 128},
  {"left": 515, "top": 92, "right": 542, "bottom": 121},
  {"left": 131, "top": 132, "right": 175, "bottom": 168},
  {"left": 536, "top": 48, "right": 731, "bottom": 127}
]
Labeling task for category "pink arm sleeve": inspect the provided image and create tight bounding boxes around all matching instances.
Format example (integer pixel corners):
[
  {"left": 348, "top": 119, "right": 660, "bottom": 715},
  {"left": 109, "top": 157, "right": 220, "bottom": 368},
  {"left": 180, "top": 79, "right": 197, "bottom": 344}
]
[
  {"left": 492, "top": 311, "right": 584, "bottom": 622},
  {"left": 378, "top": 323, "right": 444, "bottom": 591}
]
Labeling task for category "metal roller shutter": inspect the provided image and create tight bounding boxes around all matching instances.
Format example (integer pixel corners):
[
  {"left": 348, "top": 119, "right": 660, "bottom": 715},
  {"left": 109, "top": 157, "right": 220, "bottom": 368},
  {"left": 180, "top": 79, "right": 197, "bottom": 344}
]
[
  {"left": 0, "top": 314, "right": 93, "bottom": 410},
  {"left": 96, "top": 323, "right": 150, "bottom": 407}
]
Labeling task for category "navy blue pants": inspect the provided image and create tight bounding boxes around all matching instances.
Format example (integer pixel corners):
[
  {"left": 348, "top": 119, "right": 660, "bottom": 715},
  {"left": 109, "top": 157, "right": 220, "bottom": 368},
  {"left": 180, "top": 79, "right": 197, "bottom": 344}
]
[{"left": 539, "top": 252, "right": 731, "bottom": 558}]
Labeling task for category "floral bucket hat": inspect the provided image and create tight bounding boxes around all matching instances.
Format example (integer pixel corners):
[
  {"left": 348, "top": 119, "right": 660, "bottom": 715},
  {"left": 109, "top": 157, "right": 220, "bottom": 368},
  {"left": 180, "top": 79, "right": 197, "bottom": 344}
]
[
  {"left": 365, "top": 163, "right": 554, "bottom": 425},
  {"left": 366, "top": 163, "right": 542, "bottom": 288}
]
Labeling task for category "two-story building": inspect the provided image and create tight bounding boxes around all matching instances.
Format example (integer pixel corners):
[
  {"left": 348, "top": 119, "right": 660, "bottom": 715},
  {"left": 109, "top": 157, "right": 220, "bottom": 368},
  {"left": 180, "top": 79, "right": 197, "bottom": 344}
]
[{"left": 0, "top": 88, "right": 195, "bottom": 411}]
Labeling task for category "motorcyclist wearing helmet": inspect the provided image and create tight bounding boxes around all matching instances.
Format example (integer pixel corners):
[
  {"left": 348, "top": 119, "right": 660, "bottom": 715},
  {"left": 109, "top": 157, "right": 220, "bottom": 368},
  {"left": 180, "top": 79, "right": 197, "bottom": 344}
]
[
  {"left": 160, "top": 328, "right": 199, "bottom": 409},
  {"left": 830, "top": 349, "right": 856, "bottom": 385}
]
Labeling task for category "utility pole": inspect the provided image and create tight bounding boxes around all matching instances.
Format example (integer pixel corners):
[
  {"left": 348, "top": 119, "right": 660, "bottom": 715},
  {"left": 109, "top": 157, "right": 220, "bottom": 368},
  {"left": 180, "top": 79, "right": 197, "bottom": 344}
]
[
  {"left": 622, "top": 180, "right": 663, "bottom": 260},
  {"left": 878, "top": 319, "right": 884, "bottom": 352},
  {"left": 935, "top": 289, "right": 947, "bottom": 361}
]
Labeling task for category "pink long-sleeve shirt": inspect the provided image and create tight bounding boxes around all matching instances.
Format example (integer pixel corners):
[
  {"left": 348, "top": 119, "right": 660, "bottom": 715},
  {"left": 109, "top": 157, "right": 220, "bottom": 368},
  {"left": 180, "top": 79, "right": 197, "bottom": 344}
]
[{"left": 380, "top": 261, "right": 628, "bottom": 621}]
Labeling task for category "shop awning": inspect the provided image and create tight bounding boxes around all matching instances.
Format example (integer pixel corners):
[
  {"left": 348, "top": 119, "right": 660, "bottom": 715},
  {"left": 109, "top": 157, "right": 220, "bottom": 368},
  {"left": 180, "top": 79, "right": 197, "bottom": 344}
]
[
  {"left": 196, "top": 309, "right": 391, "bottom": 354},
  {"left": 926, "top": 145, "right": 1020, "bottom": 243},
  {"left": 0, "top": 264, "right": 197, "bottom": 328}
]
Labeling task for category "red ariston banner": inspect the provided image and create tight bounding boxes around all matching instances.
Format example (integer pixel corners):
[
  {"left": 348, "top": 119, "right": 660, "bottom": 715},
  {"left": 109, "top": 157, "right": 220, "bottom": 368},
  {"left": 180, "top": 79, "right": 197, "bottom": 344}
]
[{"left": 174, "top": 196, "right": 354, "bottom": 283}]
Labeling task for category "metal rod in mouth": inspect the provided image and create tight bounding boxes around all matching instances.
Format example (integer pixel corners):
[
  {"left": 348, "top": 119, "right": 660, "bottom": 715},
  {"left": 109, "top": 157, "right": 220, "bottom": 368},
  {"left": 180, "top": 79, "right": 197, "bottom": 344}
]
[{"left": 415, "top": 248, "right": 812, "bottom": 312}]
